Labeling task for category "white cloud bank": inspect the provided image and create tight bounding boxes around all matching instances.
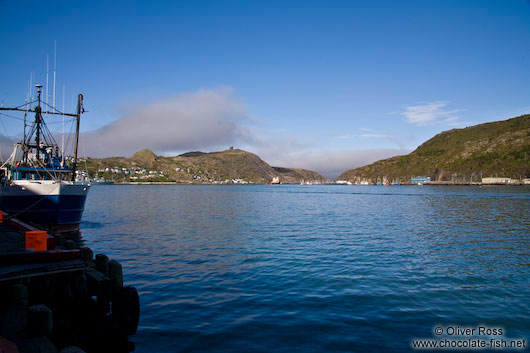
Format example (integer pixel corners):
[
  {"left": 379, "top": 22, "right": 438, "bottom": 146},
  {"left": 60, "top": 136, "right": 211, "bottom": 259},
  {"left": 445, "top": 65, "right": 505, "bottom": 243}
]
[
  {"left": 260, "top": 148, "right": 410, "bottom": 180},
  {"left": 402, "top": 101, "right": 465, "bottom": 126},
  {"left": 0, "top": 133, "right": 15, "bottom": 162},
  {"left": 82, "top": 88, "right": 253, "bottom": 157},
  {"left": 337, "top": 133, "right": 390, "bottom": 139},
  {"left": 79, "top": 88, "right": 408, "bottom": 179}
]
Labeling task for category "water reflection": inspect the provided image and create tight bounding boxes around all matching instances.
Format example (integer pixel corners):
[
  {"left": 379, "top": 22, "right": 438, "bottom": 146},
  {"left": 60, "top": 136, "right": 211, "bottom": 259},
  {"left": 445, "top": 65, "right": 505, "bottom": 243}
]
[{"left": 81, "top": 185, "right": 530, "bottom": 352}]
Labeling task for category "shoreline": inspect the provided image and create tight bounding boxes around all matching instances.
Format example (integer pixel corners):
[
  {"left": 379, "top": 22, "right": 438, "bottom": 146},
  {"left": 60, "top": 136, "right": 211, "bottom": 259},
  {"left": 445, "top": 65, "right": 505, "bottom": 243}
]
[{"left": 107, "top": 181, "right": 530, "bottom": 186}]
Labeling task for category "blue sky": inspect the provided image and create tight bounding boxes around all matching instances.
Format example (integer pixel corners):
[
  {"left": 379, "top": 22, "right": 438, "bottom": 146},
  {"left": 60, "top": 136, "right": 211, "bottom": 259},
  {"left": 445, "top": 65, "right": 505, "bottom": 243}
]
[{"left": 1, "top": 0, "right": 529, "bottom": 178}]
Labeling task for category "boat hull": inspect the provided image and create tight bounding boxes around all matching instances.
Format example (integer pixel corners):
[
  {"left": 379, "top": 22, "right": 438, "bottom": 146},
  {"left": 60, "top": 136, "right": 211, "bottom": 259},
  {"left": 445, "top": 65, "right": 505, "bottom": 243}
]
[{"left": 0, "top": 181, "right": 90, "bottom": 232}]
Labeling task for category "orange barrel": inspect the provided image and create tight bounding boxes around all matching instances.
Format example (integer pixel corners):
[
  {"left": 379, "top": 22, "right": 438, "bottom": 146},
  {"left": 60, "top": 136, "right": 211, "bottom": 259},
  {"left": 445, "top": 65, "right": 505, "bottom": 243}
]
[{"left": 25, "top": 231, "right": 48, "bottom": 252}]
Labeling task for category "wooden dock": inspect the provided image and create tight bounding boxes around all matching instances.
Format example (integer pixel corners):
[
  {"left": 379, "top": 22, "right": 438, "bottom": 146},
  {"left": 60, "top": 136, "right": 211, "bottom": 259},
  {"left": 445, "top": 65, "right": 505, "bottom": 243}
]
[
  {"left": 0, "top": 217, "right": 86, "bottom": 282},
  {"left": 0, "top": 213, "right": 139, "bottom": 353}
]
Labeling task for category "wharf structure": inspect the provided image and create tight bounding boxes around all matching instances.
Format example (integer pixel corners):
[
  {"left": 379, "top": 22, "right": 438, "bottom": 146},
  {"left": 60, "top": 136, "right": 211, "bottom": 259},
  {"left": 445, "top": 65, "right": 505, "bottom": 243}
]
[
  {"left": 0, "top": 212, "right": 139, "bottom": 353},
  {"left": 481, "top": 177, "right": 529, "bottom": 185}
]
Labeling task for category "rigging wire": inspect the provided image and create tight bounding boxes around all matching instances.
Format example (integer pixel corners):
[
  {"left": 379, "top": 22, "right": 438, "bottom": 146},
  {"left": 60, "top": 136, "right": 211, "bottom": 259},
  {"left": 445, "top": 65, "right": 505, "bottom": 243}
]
[
  {"left": 49, "top": 121, "right": 75, "bottom": 134},
  {"left": 80, "top": 128, "right": 90, "bottom": 177},
  {"left": 0, "top": 112, "right": 26, "bottom": 122},
  {"left": 64, "top": 118, "right": 75, "bottom": 154},
  {"left": 0, "top": 115, "right": 14, "bottom": 146},
  {"left": 9, "top": 100, "right": 39, "bottom": 110},
  {"left": 0, "top": 111, "right": 74, "bottom": 125},
  {"left": 41, "top": 100, "right": 71, "bottom": 116},
  {"left": 45, "top": 118, "right": 75, "bottom": 125},
  {"left": 32, "top": 155, "right": 61, "bottom": 180}
]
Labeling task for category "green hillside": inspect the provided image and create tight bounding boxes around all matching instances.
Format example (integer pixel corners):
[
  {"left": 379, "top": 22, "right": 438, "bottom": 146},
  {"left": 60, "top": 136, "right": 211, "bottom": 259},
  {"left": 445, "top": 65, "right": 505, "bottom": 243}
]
[
  {"left": 84, "top": 148, "right": 329, "bottom": 184},
  {"left": 337, "top": 114, "right": 530, "bottom": 183}
]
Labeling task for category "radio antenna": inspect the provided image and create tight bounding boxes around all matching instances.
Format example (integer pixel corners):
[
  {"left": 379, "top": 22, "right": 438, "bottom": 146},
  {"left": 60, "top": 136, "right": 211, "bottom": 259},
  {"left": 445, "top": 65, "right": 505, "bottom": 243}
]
[
  {"left": 62, "top": 85, "right": 65, "bottom": 167},
  {"left": 53, "top": 41, "right": 57, "bottom": 113}
]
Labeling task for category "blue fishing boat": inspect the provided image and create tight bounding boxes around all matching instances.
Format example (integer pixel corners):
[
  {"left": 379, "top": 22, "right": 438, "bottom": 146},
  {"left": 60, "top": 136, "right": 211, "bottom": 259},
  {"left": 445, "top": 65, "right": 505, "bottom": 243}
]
[{"left": 0, "top": 84, "right": 90, "bottom": 232}]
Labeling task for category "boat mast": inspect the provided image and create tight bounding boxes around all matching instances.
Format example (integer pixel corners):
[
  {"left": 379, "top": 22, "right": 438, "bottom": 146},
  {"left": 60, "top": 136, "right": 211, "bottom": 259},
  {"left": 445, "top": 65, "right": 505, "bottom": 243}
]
[
  {"left": 61, "top": 86, "right": 65, "bottom": 167},
  {"left": 0, "top": 84, "right": 83, "bottom": 172},
  {"left": 71, "top": 93, "right": 83, "bottom": 181},
  {"left": 35, "top": 84, "right": 43, "bottom": 161},
  {"left": 24, "top": 73, "right": 30, "bottom": 143},
  {"left": 45, "top": 56, "right": 49, "bottom": 116}
]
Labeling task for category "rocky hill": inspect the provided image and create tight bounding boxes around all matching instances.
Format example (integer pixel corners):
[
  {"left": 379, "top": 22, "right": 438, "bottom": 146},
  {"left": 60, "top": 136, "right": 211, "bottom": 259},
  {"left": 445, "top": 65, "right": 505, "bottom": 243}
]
[
  {"left": 272, "top": 167, "right": 328, "bottom": 184},
  {"left": 85, "top": 148, "right": 329, "bottom": 184},
  {"left": 337, "top": 114, "right": 530, "bottom": 183}
]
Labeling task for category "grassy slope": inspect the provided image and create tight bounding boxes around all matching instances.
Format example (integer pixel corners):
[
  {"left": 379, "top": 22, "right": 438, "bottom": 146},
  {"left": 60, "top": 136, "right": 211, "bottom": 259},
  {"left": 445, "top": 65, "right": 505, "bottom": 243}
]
[
  {"left": 85, "top": 148, "right": 329, "bottom": 184},
  {"left": 337, "top": 114, "right": 530, "bottom": 183}
]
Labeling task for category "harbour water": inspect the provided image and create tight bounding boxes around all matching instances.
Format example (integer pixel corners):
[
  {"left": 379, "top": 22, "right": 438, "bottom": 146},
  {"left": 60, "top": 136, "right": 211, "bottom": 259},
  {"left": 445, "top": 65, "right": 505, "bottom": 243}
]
[{"left": 80, "top": 185, "right": 530, "bottom": 352}]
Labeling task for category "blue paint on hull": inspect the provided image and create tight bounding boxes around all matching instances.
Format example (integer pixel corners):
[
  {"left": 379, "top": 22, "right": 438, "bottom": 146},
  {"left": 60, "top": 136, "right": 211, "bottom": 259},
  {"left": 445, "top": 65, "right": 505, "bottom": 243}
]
[{"left": 0, "top": 193, "right": 88, "bottom": 227}]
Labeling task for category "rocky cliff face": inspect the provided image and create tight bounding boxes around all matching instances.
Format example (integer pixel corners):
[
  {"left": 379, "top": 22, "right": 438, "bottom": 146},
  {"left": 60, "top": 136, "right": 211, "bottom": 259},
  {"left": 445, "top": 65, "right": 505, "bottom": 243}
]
[{"left": 272, "top": 167, "right": 329, "bottom": 184}]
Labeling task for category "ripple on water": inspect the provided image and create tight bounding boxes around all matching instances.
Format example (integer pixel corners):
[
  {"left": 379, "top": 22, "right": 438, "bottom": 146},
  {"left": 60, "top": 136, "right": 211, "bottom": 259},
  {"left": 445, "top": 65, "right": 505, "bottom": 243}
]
[{"left": 81, "top": 185, "right": 530, "bottom": 352}]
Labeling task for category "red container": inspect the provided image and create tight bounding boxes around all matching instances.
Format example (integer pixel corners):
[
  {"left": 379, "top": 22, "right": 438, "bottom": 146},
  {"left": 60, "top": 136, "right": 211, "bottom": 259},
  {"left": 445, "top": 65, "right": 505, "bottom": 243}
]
[{"left": 25, "top": 231, "right": 48, "bottom": 252}]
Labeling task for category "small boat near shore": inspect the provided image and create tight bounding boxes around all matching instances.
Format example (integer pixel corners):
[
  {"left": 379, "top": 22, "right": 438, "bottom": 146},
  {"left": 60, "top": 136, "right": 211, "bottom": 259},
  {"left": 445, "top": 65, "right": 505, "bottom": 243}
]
[
  {"left": 0, "top": 84, "right": 90, "bottom": 232},
  {"left": 87, "top": 172, "right": 115, "bottom": 185},
  {"left": 266, "top": 176, "right": 280, "bottom": 185}
]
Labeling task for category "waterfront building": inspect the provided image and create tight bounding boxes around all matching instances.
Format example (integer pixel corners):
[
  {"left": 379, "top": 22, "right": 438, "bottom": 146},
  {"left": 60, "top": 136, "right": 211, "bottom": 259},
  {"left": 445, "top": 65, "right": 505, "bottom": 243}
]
[
  {"left": 411, "top": 176, "right": 431, "bottom": 184},
  {"left": 482, "top": 177, "right": 515, "bottom": 184}
]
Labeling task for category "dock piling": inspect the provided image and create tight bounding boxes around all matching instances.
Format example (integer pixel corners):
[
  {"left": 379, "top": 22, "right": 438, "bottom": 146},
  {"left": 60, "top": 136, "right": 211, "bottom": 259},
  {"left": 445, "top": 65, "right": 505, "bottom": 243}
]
[
  {"left": 95, "top": 254, "right": 109, "bottom": 276},
  {"left": 27, "top": 304, "right": 53, "bottom": 336},
  {"left": 108, "top": 260, "right": 123, "bottom": 293}
]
